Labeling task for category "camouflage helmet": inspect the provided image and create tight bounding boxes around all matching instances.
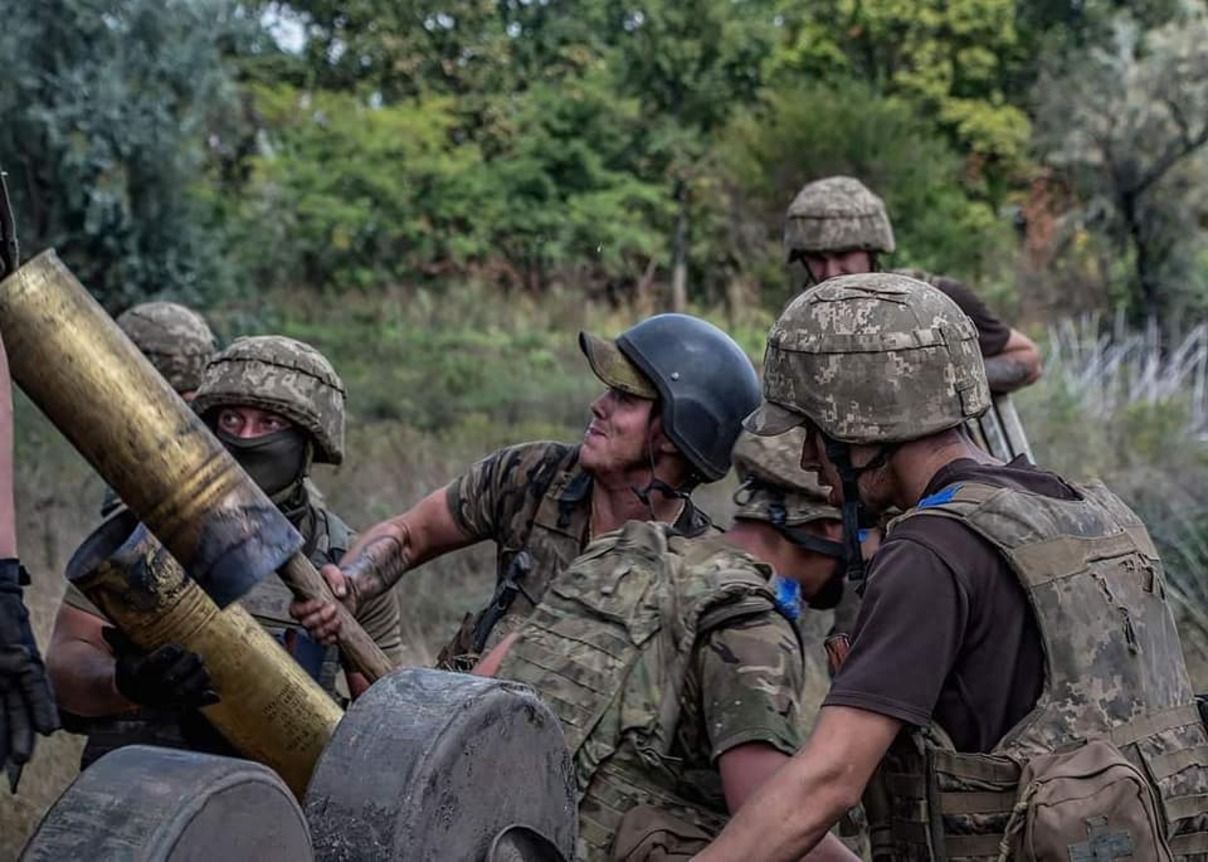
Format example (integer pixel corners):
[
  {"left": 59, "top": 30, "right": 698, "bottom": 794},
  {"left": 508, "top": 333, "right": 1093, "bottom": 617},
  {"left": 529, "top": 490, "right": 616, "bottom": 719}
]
[
  {"left": 193, "top": 336, "right": 346, "bottom": 464},
  {"left": 116, "top": 301, "right": 216, "bottom": 393},
  {"left": 783, "top": 176, "right": 896, "bottom": 260},
  {"left": 746, "top": 273, "right": 990, "bottom": 444},
  {"left": 732, "top": 430, "right": 839, "bottom": 526}
]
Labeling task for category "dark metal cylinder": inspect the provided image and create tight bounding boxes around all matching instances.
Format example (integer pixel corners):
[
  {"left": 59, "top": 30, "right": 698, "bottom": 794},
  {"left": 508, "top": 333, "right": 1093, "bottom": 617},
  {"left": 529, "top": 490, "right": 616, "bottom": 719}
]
[
  {"left": 67, "top": 512, "right": 342, "bottom": 796},
  {"left": 0, "top": 250, "right": 300, "bottom": 605}
]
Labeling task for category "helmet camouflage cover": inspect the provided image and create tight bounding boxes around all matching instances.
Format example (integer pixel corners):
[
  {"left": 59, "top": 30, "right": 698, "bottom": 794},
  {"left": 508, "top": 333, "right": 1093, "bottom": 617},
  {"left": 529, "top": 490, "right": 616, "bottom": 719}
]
[
  {"left": 783, "top": 176, "right": 896, "bottom": 259},
  {"left": 732, "top": 430, "right": 839, "bottom": 526},
  {"left": 116, "top": 301, "right": 216, "bottom": 393},
  {"left": 193, "top": 335, "right": 346, "bottom": 464},
  {"left": 746, "top": 273, "right": 990, "bottom": 445}
]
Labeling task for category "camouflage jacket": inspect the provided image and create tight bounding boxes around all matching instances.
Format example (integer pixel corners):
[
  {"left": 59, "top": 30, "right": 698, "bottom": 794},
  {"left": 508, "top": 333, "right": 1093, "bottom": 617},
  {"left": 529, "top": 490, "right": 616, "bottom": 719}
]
[
  {"left": 438, "top": 441, "right": 713, "bottom": 669},
  {"left": 869, "top": 480, "right": 1208, "bottom": 861},
  {"left": 495, "top": 521, "right": 804, "bottom": 861}
]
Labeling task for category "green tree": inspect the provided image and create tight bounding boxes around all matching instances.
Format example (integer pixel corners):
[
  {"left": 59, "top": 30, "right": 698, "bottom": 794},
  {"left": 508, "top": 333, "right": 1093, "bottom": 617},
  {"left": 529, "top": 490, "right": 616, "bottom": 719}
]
[
  {"left": 0, "top": 0, "right": 244, "bottom": 309},
  {"left": 1034, "top": 12, "right": 1208, "bottom": 323},
  {"left": 768, "top": 0, "right": 1031, "bottom": 192},
  {"left": 716, "top": 79, "right": 1008, "bottom": 308}
]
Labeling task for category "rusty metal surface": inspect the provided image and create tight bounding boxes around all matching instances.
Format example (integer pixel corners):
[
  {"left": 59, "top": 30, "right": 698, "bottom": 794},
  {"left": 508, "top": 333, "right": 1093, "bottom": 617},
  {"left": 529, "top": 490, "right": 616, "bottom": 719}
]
[
  {"left": 21, "top": 746, "right": 313, "bottom": 861},
  {"left": 68, "top": 512, "right": 342, "bottom": 796},
  {"left": 304, "top": 668, "right": 576, "bottom": 861}
]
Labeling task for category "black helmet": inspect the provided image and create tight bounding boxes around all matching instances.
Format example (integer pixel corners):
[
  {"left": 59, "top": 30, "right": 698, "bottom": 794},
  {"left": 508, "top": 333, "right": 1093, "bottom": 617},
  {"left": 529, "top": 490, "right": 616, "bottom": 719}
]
[{"left": 582, "top": 313, "right": 759, "bottom": 482}]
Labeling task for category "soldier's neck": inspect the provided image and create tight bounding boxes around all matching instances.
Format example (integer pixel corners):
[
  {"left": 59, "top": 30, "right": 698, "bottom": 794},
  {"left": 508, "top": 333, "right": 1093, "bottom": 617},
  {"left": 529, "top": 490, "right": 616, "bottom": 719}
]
[
  {"left": 890, "top": 431, "right": 999, "bottom": 511},
  {"left": 588, "top": 480, "right": 685, "bottom": 538}
]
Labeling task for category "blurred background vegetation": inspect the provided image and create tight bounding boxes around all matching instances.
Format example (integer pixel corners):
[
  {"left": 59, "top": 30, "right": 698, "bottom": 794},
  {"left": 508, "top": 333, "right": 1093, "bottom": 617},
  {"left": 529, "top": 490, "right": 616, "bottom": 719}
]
[{"left": 2, "top": 0, "right": 1208, "bottom": 854}]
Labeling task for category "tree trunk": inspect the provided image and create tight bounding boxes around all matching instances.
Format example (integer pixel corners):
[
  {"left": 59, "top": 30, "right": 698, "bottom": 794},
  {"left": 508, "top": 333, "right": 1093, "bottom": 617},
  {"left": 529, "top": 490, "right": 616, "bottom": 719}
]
[{"left": 670, "top": 182, "right": 688, "bottom": 313}]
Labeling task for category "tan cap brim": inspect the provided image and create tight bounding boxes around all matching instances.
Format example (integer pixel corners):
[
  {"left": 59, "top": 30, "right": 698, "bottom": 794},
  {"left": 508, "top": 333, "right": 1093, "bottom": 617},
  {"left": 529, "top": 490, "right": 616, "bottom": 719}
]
[
  {"left": 579, "top": 331, "right": 658, "bottom": 399},
  {"left": 743, "top": 399, "right": 808, "bottom": 436}
]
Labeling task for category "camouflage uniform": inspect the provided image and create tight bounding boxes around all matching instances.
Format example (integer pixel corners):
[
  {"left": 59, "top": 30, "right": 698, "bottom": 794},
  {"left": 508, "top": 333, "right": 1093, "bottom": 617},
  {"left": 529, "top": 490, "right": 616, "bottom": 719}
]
[
  {"left": 116, "top": 301, "right": 216, "bottom": 394},
  {"left": 437, "top": 441, "right": 713, "bottom": 670},
  {"left": 495, "top": 520, "right": 804, "bottom": 861},
  {"left": 66, "top": 336, "right": 401, "bottom": 763},
  {"left": 747, "top": 274, "right": 1208, "bottom": 860}
]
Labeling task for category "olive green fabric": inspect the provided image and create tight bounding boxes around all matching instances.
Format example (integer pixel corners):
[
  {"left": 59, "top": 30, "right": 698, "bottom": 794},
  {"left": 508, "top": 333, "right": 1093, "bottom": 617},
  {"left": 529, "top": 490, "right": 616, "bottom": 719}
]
[
  {"left": 865, "top": 480, "right": 1208, "bottom": 861},
  {"left": 746, "top": 274, "right": 991, "bottom": 444},
  {"left": 116, "top": 301, "right": 216, "bottom": 393},
  {"left": 783, "top": 176, "right": 895, "bottom": 259},
  {"left": 438, "top": 441, "right": 714, "bottom": 670},
  {"left": 579, "top": 332, "right": 658, "bottom": 399},
  {"left": 730, "top": 429, "right": 838, "bottom": 525},
  {"left": 495, "top": 521, "right": 804, "bottom": 861},
  {"left": 192, "top": 335, "right": 346, "bottom": 465}
]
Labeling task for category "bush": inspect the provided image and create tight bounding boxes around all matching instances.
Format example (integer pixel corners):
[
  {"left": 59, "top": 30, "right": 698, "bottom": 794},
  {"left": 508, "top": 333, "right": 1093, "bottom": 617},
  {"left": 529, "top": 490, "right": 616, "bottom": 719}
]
[{"left": 714, "top": 78, "right": 1014, "bottom": 310}]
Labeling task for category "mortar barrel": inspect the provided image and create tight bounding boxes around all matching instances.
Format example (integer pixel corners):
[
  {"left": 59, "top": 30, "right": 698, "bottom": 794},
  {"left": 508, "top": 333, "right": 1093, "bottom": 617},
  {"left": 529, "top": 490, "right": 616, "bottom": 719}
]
[
  {"left": 0, "top": 249, "right": 299, "bottom": 604},
  {"left": 67, "top": 511, "right": 343, "bottom": 796},
  {"left": 0, "top": 250, "right": 392, "bottom": 679}
]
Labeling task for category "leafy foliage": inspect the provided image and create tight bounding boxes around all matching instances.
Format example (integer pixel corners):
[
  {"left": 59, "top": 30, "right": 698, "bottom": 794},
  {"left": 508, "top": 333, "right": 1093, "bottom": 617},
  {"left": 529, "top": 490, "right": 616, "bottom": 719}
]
[
  {"left": 715, "top": 80, "right": 1010, "bottom": 306},
  {"left": 1033, "top": 11, "right": 1208, "bottom": 323},
  {"left": 0, "top": 0, "right": 245, "bottom": 310}
]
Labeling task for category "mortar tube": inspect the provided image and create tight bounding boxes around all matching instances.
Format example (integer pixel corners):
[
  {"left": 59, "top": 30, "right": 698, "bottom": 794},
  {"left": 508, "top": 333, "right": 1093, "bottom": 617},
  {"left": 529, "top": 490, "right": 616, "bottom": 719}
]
[{"left": 67, "top": 511, "right": 343, "bottom": 797}]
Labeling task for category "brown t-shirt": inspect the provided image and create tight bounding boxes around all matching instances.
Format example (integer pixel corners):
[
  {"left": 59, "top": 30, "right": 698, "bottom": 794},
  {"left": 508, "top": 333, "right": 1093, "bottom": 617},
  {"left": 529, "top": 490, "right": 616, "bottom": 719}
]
[
  {"left": 823, "top": 457, "right": 1071, "bottom": 752},
  {"left": 894, "top": 269, "right": 1012, "bottom": 358}
]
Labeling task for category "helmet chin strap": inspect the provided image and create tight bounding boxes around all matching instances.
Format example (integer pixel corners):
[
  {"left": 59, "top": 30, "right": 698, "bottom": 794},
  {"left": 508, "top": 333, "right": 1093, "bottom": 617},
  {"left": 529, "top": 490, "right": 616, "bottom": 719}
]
[
  {"left": 765, "top": 491, "right": 848, "bottom": 610},
  {"left": 823, "top": 435, "right": 894, "bottom": 593},
  {"left": 631, "top": 420, "right": 691, "bottom": 518}
]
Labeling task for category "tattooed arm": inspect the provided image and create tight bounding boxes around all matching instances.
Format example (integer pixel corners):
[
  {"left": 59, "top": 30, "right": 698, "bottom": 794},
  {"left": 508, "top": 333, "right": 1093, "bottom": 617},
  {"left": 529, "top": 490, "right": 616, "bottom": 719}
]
[
  {"left": 291, "top": 489, "right": 472, "bottom": 643},
  {"left": 983, "top": 328, "right": 1042, "bottom": 393}
]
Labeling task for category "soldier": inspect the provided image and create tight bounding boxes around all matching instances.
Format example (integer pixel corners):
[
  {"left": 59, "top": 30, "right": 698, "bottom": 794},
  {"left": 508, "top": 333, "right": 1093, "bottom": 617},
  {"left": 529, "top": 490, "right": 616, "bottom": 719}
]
[
  {"left": 292, "top": 314, "right": 761, "bottom": 672},
  {"left": 783, "top": 175, "right": 1042, "bottom": 393},
  {"left": 696, "top": 273, "right": 1208, "bottom": 861},
  {"left": 0, "top": 328, "right": 59, "bottom": 787},
  {"left": 471, "top": 431, "right": 857, "bottom": 862},
  {"left": 47, "top": 336, "right": 402, "bottom": 767},
  {"left": 115, "top": 301, "right": 216, "bottom": 400}
]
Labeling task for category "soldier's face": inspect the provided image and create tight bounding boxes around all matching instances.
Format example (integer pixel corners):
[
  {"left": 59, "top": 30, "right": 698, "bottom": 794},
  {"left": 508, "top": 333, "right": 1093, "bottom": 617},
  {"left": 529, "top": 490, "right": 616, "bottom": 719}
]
[
  {"left": 802, "top": 249, "right": 872, "bottom": 283},
  {"left": 581, "top": 388, "right": 663, "bottom": 473},
  {"left": 215, "top": 406, "right": 293, "bottom": 439},
  {"left": 800, "top": 425, "right": 892, "bottom": 513}
]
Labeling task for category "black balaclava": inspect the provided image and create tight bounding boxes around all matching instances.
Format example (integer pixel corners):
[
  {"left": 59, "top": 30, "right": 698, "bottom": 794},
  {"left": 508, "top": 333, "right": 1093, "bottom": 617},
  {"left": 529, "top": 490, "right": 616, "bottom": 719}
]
[{"left": 217, "top": 427, "right": 311, "bottom": 507}]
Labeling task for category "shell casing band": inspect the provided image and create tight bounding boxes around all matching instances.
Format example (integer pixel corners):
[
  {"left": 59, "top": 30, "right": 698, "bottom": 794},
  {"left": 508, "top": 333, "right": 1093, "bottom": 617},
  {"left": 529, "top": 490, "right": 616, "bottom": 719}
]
[{"left": 67, "top": 513, "right": 343, "bottom": 797}]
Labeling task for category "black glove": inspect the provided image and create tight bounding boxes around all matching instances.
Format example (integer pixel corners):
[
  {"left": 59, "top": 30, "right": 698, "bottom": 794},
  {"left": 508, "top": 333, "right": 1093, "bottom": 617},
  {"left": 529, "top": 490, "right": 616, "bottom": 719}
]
[
  {"left": 0, "top": 559, "right": 60, "bottom": 781},
  {"left": 102, "top": 627, "right": 219, "bottom": 711}
]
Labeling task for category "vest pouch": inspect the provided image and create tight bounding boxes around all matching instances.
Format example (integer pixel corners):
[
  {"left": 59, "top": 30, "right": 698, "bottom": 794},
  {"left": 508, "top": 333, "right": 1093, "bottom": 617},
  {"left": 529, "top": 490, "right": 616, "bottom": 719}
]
[
  {"left": 609, "top": 805, "right": 713, "bottom": 861},
  {"left": 999, "top": 739, "right": 1172, "bottom": 862}
]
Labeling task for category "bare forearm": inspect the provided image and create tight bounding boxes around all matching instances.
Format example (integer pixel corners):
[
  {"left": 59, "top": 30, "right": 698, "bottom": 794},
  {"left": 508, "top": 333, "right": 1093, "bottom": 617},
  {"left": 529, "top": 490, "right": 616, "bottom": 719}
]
[
  {"left": 344, "top": 489, "right": 471, "bottom": 601},
  {"left": 48, "top": 640, "right": 131, "bottom": 716},
  {"left": 984, "top": 330, "right": 1042, "bottom": 393},
  {"left": 700, "top": 707, "right": 900, "bottom": 862},
  {"left": 983, "top": 353, "right": 1034, "bottom": 393}
]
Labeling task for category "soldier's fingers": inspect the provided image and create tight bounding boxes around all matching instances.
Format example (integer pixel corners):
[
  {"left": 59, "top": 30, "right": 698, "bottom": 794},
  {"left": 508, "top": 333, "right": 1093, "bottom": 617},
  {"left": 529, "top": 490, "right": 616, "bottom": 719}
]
[
  {"left": 18, "top": 664, "right": 60, "bottom": 736},
  {"left": 295, "top": 602, "right": 338, "bottom": 631},
  {"left": 288, "top": 598, "right": 322, "bottom": 621},
  {"left": 319, "top": 564, "right": 347, "bottom": 599},
  {"left": 4, "top": 688, "right": 33, "bottom": 765}
]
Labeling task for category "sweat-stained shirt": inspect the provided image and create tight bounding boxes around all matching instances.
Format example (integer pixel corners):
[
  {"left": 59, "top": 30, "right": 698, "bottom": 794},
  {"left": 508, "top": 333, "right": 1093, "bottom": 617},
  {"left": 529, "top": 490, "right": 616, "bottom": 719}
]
[{"left": 823, "top": 457, "right": 1061, "bottom": 752}]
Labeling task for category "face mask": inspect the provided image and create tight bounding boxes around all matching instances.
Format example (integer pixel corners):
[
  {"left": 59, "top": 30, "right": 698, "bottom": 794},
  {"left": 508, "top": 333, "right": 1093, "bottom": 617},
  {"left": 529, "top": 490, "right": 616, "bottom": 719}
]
[{"left": 217, "top": 427, "right": 309, "bottom": 497}]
